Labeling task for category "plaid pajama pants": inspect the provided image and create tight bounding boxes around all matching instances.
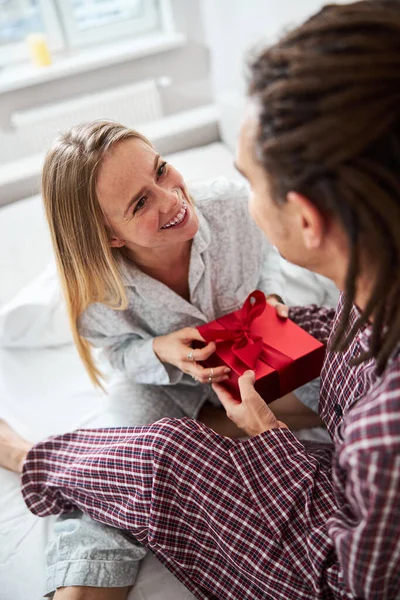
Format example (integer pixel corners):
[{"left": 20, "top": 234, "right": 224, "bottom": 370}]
[{"left": 21, "top": 418, "right": 336, "bottom": 600}]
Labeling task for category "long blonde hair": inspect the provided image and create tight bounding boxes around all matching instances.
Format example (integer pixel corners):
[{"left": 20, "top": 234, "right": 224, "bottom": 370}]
[{"left": 42, "top": 120, "right": 152, "bottom": 388}]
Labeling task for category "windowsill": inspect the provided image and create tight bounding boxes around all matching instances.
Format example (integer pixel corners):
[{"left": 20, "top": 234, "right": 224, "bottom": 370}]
[
  {"left": 0, "top": 104, "right": 220, "bottom": 206},
  {"left": 0, "top": 31, "right": 186, "bottom": 95}
]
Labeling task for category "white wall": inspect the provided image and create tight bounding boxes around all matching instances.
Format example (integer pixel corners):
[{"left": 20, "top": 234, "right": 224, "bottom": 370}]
[
  {"left": 39, "top": 0, "right": 212, "bottom": 118},
  {"left": 200, "top": 0, "right": 351, "bottom": 151},
  {"left": 201, "top": 0, "right": 351, "bottom": 96}
]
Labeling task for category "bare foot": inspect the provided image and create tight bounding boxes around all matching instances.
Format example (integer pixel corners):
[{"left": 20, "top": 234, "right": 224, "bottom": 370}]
[{"left": 0, "top": 419, "right": 33, "bottom": 474}]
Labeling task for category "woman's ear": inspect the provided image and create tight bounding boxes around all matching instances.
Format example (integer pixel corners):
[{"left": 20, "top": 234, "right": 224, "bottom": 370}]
[
  {"left": 105, "top": 219, "right": 125, "bottom": 248},
  {"left": 286, "top": 191, "right": 325, "bottom": 250},
  {"left": 109, "top": 237, "right": 125, "bottom": 248}
]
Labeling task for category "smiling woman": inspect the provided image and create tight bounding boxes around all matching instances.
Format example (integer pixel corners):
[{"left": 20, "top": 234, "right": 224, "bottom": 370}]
[
  {"left": 39, "top": 118, "right": 319, "bottom": 599},
  {"left": 95, "top": 136, "right": 199, "bottom": 255}
]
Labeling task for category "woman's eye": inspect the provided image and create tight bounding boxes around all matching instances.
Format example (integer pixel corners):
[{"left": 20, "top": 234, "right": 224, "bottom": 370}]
[
  {"left": 157, "top": 161, "right": 167, "bottom": 178},
  {"left": 133, "top": 196, "right": 147, "bottom": 214}
]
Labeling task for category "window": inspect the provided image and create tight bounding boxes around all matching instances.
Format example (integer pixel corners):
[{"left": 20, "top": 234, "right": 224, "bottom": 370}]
[
  {"left": 58, "top": 0, "right": 160, "bottom": 48},
  {"left": 0, "top": 0, "right": 163, "bottom": 66},
  {"left": 0, "top": 0, "right": 63, "bottom": 65},
  {"left": 0, "top": 1, "right": 43, "bottom": 45}
]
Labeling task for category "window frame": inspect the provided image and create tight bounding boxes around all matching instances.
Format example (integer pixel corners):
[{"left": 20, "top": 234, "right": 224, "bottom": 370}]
[{"left": 55, "top": 0, "right": 160, "bottom": 50}]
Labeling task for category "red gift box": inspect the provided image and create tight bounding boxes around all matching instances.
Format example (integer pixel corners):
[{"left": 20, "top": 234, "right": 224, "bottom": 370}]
[{"left": 197, "top": 290, "right": 325, "bottom": 403}]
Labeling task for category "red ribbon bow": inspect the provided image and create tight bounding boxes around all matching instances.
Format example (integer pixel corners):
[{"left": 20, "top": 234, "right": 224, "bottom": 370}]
[{"left": 200, "top": 291, "right": 266, "bottom": 369}]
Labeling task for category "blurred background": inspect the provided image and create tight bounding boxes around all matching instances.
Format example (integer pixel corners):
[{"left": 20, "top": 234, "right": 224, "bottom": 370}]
[{"left": 0, "top": 0, "right": 351, "bottom": 206}]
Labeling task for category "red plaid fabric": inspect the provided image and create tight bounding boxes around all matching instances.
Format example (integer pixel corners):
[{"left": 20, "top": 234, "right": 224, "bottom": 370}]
[{"left": 21, "top": 295, "right": 400, "bottom": 599}]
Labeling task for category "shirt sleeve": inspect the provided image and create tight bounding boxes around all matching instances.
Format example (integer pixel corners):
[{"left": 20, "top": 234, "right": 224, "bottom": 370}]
[
  {"left": 105, "top": 336, "right": 183, "bottom": 385},
  {"left": 289, "top": 304, "right": 336, "bottom": 345},
  {"left": 328, "top": 448, "right": 400, "bottom": 599},
  {"left": 231, "top": 419, "right": 400, "bottom": 600},
  {"left": 229, "top": 429, "right": 340, "bottom": 589},
  {"left": 79, "top": 308, "right": 183, "bottom": 386}
]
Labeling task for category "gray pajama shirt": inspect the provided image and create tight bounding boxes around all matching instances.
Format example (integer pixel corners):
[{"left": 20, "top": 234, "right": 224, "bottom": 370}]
[{"left": 45, "top": 178, "right": 327, "bottom": 595}]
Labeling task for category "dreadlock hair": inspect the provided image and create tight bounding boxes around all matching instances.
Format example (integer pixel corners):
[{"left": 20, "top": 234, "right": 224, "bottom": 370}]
[{"left": 249, "top": 0, "right": 400, "bottom": 374}]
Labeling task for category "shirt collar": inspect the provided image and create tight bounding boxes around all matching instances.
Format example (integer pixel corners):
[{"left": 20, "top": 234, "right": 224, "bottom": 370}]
[
  {"left": 349, "top": 302, "right": 372, "bottom": 353},
  {"left": 191, "top": 207, "right": 211, "bottom": 255},
  {"left": 115, "top": 251, "right": 141, "bottom": 287}
]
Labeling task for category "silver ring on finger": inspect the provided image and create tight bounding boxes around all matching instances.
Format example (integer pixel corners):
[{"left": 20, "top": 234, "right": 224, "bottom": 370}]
[
  {"left": 187, "top": 349, "right": 195, "bottom": 361},
  {"left": 208, "top": 368, "right": 214, "bottom": 384},
  {"left": 192, "top": 374, "right": 197, "bottom": 382}
]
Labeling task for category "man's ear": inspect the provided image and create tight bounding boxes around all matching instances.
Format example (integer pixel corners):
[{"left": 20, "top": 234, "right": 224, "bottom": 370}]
[{"left": 286, "top": 191, "right": 325, "bottom": 250}]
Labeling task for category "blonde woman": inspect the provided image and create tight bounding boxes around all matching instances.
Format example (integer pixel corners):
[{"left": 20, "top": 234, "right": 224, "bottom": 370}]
[{"left": 36, "top": 121, "right": 333, "bottom": 600}]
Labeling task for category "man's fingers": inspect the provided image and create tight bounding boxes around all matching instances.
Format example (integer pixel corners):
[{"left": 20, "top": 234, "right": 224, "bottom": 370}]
[
  {"left": 238, "top": 370, "right": 260, "bottom": 402},
  {"left": 212, "top": 383, "right": 241, "bottom": 411},
  {"left": 276, "top": 304, "right": 288, "bottom": 318},
  {"left": 266, "top": 295, "right": 288, "bottom": 319},
  {"left": 265, "top": 294, "right": 283, "bottom": 307}
]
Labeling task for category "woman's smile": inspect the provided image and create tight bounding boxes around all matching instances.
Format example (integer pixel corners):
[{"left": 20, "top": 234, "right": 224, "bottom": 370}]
[{"left": 161, "top": 199, "right": 188, "bottom": 230}]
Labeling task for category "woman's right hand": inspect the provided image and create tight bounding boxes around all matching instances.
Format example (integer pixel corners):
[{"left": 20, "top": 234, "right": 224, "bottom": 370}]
[{"left": 153, "top": 327, "right": 230, "bottom": 384}]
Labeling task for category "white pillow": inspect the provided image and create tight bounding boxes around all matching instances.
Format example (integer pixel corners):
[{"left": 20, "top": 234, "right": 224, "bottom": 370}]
[
  {"left": 0, "top": 261, "right": 72, "bottom": 348},
  {"left": 0, "top": 194, "right": 53, "bottom": 307}
]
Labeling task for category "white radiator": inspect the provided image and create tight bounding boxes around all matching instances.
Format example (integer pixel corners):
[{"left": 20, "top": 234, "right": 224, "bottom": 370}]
[{"left": 0, "top": 79, "right": 163, "bottom": 164}]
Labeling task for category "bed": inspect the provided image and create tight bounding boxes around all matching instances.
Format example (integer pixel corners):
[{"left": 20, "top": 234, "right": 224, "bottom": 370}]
[{"left": 0, "top": 141, "right": 336, "bottom": 600}]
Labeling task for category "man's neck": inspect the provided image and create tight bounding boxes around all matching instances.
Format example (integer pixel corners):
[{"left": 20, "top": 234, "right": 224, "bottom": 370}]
[{"left": 330, "top": 261, "right": 377, "bottom": 321}]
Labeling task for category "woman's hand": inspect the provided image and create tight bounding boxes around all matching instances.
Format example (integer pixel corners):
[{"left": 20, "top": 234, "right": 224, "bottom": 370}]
[
  {"left": 213, "top": 371, "right": 287, "bottom": 437},
  {"left": 153, "top": 327, "right": 230, "bottom": 384}
]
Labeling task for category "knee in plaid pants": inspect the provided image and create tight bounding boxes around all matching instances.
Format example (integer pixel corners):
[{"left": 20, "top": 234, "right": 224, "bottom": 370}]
[{"left": 22, "top": 418, "right": 335, "bottom": 600}]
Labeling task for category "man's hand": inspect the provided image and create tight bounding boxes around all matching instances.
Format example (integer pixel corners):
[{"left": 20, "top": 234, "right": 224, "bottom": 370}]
[
  {"left": 212, "top": 370, "right": 287, "bottom": 437},
  {"left": 265, "top": 294, "right": 289, "bottom": 318}
]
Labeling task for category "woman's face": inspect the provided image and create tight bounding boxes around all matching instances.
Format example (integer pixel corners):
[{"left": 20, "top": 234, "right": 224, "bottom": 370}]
[{"left": 96, "top": 137, "right": 199, "bottom": 253}]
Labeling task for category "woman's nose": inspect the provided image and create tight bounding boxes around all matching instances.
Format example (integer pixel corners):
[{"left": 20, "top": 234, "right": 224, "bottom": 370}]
[{"left": 158, "top": 188, "right": 179, "bottom": 213}]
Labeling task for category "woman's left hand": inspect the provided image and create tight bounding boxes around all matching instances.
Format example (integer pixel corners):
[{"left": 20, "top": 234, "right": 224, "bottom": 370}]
[{"left": 212, "top": 370, "right": 287, "bottom": 437}]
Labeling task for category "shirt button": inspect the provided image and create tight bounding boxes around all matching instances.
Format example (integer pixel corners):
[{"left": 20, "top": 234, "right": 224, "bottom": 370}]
[{"left": 334, "top": 404, "right": 343, "bottom": 417}]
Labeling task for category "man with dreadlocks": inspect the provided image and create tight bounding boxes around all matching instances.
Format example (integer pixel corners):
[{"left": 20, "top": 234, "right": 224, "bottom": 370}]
[{"left": 1, "top": 1, "right": 400, "bottom": 599}]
